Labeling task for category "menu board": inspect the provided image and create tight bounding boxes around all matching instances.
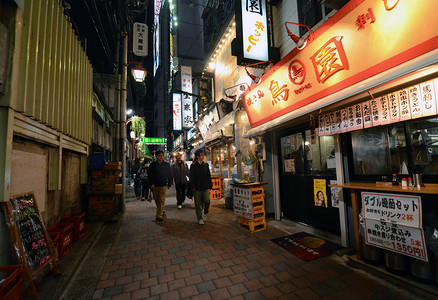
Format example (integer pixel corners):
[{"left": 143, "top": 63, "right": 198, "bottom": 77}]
[
  {"left": 317, "top": 78, "right": 438, "bottom": 135},
  {"left": 2, "top": 193, "right": 59, "bottom": 298}
]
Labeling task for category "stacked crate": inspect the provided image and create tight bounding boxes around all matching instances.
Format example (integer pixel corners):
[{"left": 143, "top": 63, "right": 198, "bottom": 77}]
[
  {"left": 210, "top": 174, "right": 222, "bottom": 200},
  {"left": 88, "top": 161, "right": 122, "bottom": 221},
  {"left": 47, "top": 223, "right": 74, "bottom": 258},
  {"left": 236, "top": 185, "right": 267, "bottom": 233}
]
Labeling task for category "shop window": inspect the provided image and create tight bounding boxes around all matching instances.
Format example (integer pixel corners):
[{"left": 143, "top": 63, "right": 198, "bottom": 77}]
[
  {"left": 351, "top": 125, "right": 407, "bottom": 176},
  {"left": 306, "top": 131, "right": 336, "bottom": 175},
  {"left": 350, "top": 117, "right": 438, "bottom": 177},
  {"left": 406, "top": 117, "right": 438, "bottom": 175}
]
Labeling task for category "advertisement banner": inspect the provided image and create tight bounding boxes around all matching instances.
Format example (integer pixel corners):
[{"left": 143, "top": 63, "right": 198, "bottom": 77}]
[
  {"left": 361, "top": 192, "right": 422, "bottom": 228},
  {"left": 364, "top": 219, "right": 428, "bottom": 262}
]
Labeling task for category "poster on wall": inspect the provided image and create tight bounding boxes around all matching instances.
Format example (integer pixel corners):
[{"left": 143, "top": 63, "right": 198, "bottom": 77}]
[
  {"left": 330, "top": 180, "right": 340, "bottom": 208},
  {"left": 284, "top": 159, "right": 295, "bottom": 173},
  {"left": 181, "top": 65, "right": 194, "bottom": 128},
  {"left": 313, "top": 179, "right": 327, "bottom": 208}
]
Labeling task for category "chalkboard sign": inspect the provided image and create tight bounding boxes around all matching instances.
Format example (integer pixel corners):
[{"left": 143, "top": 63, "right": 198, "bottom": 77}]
[{"left": 2, "top": 192, "right": 59, "bottom": 298}]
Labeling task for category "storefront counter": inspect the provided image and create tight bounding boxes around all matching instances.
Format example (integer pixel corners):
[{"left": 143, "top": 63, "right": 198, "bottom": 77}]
[{"left": 330, "top": 182, "right": 438, "bottom": 259}]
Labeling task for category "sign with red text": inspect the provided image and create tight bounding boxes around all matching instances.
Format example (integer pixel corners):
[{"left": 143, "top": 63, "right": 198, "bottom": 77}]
[
  {"left": 364, "top": 219, "right": 428, "bottom": 261},
  {"left": 244, "top": 0, "right": 438, "bottom": 128},
  {"left": 181, "top": 65, "right": 194, "bottom": 128},
  {"left": 361, "top": 192, "right": 422, "bottom": 228},
  {"left": 173, "top": 93, "right": 182, "bottom": 131}
]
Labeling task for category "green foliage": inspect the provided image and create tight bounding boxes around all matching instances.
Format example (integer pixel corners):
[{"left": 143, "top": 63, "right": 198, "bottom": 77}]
[{"left": 131, "top": 116, "right": 145, "bottom": 139}]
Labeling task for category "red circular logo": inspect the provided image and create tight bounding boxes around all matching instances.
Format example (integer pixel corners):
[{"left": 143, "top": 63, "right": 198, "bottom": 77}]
[{"left": 288, "top": 59, "right": 306, "bottom": 85}]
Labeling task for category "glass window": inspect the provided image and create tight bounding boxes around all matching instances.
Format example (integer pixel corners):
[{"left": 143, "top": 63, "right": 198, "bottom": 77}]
[
  {"left": 281, "top": 133, "right": 304, "bottom": 174},
  {"left": 306, "top": 131, "right": 336, "bottom": 175},
  {"left": 351, "top": 125, "right": 407, "bottom": 175},
  {"left": 406, "top": 117, "right": 438, "bottom": 175}
]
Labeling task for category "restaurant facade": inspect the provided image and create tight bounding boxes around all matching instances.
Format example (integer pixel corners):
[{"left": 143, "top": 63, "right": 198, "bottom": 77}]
[{"left": 237, "top": 0, "right": 438, "bottom": 284}]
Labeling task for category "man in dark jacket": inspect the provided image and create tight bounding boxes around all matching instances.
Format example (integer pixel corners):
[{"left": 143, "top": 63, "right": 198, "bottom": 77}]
[
  {"left": 148, "top": 150, "right": 172, "bottom": 222},
  {"left": 189, "top": 149, "right": 212, "bottom": 225},
  {"left": 171, "top": 153, "right": 189, "bottom": 209}
]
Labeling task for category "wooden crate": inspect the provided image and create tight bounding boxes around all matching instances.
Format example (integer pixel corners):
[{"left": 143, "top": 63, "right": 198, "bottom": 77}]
[
  {"left": 47, "top": 223, "right": 73, "bottom": 258},
  {"left": 0, "top": 265, "right": 23, "bottom": 300},
  {"left": 61, "top": 212, "right": 86, "bottom": 241},
  {"left": 238, "top": 217, "right": 266, "bottom": 233}
]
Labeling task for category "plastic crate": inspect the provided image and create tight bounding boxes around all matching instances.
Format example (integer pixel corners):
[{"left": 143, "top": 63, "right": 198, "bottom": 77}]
[
  {"left": 0, "top": 265, "right": 23, "bottom": 300},
  {"left": 238, "top": 217, "right": 266, "bottom": 233},
  {"left": 212, "top": 177, "right": 221, "bottom": 190},
  {"left": 47, "top": 223, "right": 74, "bottom": 258},
  {"left": 61, "top": 212, "right": 86, "bottom": 241},
  {"left": 209, "top": 189, "right": 222, "bottom": 200}
]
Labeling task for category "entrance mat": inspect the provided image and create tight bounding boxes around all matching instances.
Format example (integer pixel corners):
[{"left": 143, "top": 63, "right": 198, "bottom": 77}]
[{"left": 271, "top": 232, "right": 342, "bottom": 261}]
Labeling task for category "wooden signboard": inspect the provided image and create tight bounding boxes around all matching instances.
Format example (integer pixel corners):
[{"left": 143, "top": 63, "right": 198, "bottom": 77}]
[{"left": 2, "top": 192, "right": 60, "bottom": 299}]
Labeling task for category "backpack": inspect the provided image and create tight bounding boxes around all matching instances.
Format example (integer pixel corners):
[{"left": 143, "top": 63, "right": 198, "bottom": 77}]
[{"left": 139, "top": 167, "right": 148, "bottom": 182}]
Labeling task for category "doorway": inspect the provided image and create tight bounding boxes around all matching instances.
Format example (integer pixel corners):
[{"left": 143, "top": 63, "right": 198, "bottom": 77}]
[{"left": 278, "top": 125, "right": 340, "bottom": 233}]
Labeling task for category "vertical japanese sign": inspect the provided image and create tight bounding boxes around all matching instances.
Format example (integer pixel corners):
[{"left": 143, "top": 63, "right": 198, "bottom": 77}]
[
  {"left": 181, "top": 66, "right": 194, "bottom": 128},
  {"left": 173, "top": 93, "right": 182, "bottom": 130},
  {"left": 133, "top": 22, "right": 148, "bottom": 56},
  {"left": 241, "top": 0, "right": 269, "bottom": 62},
  {"left": 361, "top": 192, "right": 427, "bottom": 261},
  {"left": 313, "top": 179, "right": 327, "bottom": 208}
]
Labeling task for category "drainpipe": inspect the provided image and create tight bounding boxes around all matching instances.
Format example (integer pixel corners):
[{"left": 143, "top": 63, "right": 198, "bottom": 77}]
[
  {"left": 114, "top": 35, "right": 120, "bottom": 162},
  {"left": 121, "top": 31, "right": 128, "bottom": 209}
]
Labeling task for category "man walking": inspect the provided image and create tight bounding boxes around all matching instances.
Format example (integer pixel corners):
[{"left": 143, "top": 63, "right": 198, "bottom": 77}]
[
  {"left": 172, "top": 153, "right": 189, "bottom": 209},
  {"left": 148, "top": 150, "right": 172, "bottom": 222},
  {"left": 189, "top": 149, "right": 212, "bottom": 225}
]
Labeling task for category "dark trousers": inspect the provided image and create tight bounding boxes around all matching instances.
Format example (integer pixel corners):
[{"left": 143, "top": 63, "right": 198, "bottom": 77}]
[
  {"left": 134, "top": 179, "right": 142, "bottom": 198},
  {"left": 175, "top": 183, "right": 187, "bottom": 205},
  {"left": 141, "top": 182, "right": 149, "bottom": 199}
]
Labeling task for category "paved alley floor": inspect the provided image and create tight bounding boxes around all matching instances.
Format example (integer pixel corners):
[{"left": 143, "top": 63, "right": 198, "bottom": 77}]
[{"left": 62, "top": 188, "right": 421, "bottom": 300}]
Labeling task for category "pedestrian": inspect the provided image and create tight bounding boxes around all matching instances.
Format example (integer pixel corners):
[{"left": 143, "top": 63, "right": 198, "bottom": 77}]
[
  {"left": 148, "top": 150, "right": 172, "bottom": 222},
  {"left": 189, "top": 149, "right": 212, "bottom": 225},
  {"left": 171, "top": 153, "right": 189, "bottom": 209},
  {"left": 131, "top": 158, "right": 142, "bottom": 200},
  {"left": 138, "top": 159, "right": 150, "bottom": 201}
]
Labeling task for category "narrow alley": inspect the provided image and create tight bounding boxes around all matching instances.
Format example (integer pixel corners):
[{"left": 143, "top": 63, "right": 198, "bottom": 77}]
[{"left": 48, "top": 187, "right": 420, "bottom": 300}]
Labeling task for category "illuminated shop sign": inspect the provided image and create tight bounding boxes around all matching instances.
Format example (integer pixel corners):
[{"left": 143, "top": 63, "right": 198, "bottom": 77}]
[
  {"left": 143, "top": 137, "right": 167, "bottom": 145},
  {"left": 133, "top": 22, "right": 148, "bottom": 56},
  {"left": 244, "top": 0, "right": 438, "bottom": 128},
  {"left": 240, "top": 0, "right": 269, "bottom": 62},
  {"left": 181, "top": 66, "right": 194, "bottom": 128},
  {"left": 173, "top": 93, "right": 182, "bottom": 131}
]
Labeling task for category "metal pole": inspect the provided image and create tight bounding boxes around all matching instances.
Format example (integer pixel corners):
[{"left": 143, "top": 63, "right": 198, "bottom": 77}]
[{"left": 114, "top": 36, "right": 121, "bottom": 161}]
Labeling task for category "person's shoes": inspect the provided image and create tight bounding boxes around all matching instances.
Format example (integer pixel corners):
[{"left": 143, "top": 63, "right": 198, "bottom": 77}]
[
  {"left": 177, "top": 205, "right": 182, "bottom": 209},
  {"left": 156, "top": 218, "right": 163, "bottom": 222},
  {"left": 137, "top": 197, "right": 140, "bottom": 200},
  {"left": 141, "top": 198, "right": 145, "bottom": 201},
  {"left": 198, "top": 219, "right": 205, "bottom": 225}
]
